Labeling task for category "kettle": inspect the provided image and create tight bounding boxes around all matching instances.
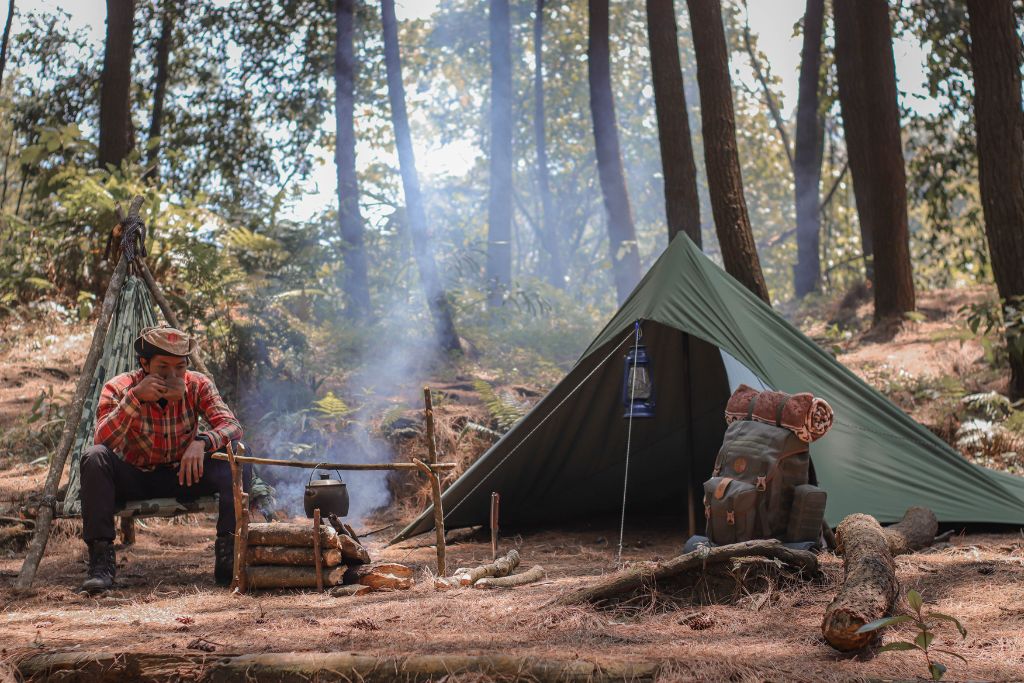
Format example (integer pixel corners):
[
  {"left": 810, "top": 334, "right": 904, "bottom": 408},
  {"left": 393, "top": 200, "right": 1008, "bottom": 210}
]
[{"left": 304, "top": 466, "right": 350, "bottom": 518}]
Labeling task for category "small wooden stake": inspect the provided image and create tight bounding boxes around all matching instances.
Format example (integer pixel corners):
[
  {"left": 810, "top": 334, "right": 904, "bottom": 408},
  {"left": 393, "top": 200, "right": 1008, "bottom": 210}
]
[
  {"left": 312, "top": 509, "right": 324, "bottom": 592},
  {"left": 413, "top": 458, "right": 445, "bottom": 576},
  {"left": 490, "top": 492, "right": 500, "bottom": 560},
  {"left": 423, "top": 387, "right": 438, "bottom": 464}
]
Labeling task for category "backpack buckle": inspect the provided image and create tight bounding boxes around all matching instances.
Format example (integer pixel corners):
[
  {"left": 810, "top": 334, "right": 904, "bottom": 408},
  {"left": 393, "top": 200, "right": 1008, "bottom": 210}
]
[
  {"left": 756, "top": 476, "right": 767, "bottom": 491},
  {"left": 726, "top": 511, "right": 735, "bottom": 525}
]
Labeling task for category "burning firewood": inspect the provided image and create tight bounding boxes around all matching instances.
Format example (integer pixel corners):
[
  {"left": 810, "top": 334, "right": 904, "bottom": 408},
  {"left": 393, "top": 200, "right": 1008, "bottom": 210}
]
[{"left": 246, "top": 546, "right": 344, "bottom": 567}]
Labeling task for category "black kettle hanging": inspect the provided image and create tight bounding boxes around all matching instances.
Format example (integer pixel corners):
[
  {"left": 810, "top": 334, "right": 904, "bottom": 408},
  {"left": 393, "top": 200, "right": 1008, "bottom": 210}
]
[{"left": 304, "top": 466, "right": 350, "bottom": 518}]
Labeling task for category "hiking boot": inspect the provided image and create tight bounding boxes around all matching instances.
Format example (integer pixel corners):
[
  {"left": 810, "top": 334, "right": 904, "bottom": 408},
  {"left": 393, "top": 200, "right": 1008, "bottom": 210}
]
[
  {"left": 214, "top": 535, "right": 234, "bottom": 587},
  {"left": 81, "top": 540, "right": 116, "bottom": 593}
]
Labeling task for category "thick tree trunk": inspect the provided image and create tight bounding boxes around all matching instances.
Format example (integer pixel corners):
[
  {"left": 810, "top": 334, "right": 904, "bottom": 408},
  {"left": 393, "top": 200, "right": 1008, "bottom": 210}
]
[
  {"left": 533, "top": 0, "right": 563, "bottom": 286},
  {"left": 144, "top": 0, "right": 172, "bottom": 180},
  {"left": 336, "top": 0, "right": 371, "bottom": 316},
  {"left": 98, "top": 0, "right": 136, "bottom": 169},
  {"left": 685, "top": 0, "right": 770, "bottom": 304},
  {"left": 0, "top": 0, "right": 15, "bottom": 92},
  {"left": 380, "top": 0, "right": 461, "bottom": 353},
  {"left": 588, "top": 0, "right": 642, "bottom": 304},
  {"left": 833, "top": 0, "right": 915, "bottom": 320},
  {"left": 821, "top": 513, "right": 899, "bottom": 651},
  {"left": 793, "top": 0, "right": 825, "bottom": 297},
  {"left": 486, "top": 0, "right": 513, "bottom": 306},
  {"left": 966, "top": 0, "right": 1024, "bottom": 400},
  {"left": 646, "top": 0, "right": 701, "bottom": 247}
]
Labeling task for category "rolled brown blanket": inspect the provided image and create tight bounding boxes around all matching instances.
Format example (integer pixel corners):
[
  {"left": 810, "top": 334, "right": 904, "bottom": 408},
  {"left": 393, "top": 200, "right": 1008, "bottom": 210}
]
[{"left": 725, "top": 384, "right": 834, "bottom": 442}]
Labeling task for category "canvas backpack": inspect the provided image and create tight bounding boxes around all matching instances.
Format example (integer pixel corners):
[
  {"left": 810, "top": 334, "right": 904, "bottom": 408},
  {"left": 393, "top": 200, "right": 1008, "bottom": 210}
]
[{"left": 703, "top": 396, "right": 810, "bottom": 545}]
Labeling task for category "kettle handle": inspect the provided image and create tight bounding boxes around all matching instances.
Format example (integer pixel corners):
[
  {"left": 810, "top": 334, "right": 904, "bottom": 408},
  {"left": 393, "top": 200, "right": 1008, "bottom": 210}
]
[{"left": 307, "top": 464, "right": 342, "bottom": 486}]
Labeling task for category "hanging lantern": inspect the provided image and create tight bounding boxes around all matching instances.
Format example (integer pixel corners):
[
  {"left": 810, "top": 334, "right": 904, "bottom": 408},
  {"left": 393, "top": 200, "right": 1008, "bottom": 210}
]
[{"left": 622, "top": 344, "right": 655, "bottom": 418}]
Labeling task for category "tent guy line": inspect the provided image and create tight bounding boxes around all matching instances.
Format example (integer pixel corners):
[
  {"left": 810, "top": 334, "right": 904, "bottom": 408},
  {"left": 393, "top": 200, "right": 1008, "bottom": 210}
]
[{"left": 617, "top": 320, "right": 644, "bottom": 566}]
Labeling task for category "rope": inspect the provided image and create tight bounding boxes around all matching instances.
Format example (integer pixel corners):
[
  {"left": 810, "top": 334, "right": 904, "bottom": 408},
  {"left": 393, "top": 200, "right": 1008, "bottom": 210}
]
[
  {"left": 120, "top": 214, "right": 147, "bottom": 263},
  {"left": 617, "top": 320, "right": 641, "bottom": 566}
]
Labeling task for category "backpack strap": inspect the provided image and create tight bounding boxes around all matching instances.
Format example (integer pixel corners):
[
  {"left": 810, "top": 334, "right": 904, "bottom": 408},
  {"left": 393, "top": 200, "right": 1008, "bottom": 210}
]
[
  {"left": 746, "top": 395, "right": 758, "bottom": 421},
  {"left": 774, "top": 395, "right": 792, "bottom": 428}
]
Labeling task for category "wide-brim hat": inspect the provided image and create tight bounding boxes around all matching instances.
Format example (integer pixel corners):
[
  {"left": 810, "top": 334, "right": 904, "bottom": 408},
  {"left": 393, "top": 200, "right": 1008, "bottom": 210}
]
[{"left": 134, "top": 325, "right": 197, "bottom": 358}]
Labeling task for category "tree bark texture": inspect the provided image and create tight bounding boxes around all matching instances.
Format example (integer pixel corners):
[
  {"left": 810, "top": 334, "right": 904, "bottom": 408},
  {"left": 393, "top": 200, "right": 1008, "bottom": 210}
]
[
  {"left": 380, "top": 0, "right": 462, "bottom": 353},
  {"left": 98, "top": 0, "right": 136, "bottom": 169},
  {"left": 646, "top": 0, "right": 701, "bottom": 247},
  {"left": 246, "top": 522, "right": 341, "bottom": 549},
  {"left": 555, "top": 539, "right": 818, "bottom": 606},
  {"left": 246, "top": 545, "right": 344, "bottom": 567},
  {"left": 588, "top": 0, "right": 642, "bottom": 304},
  {"left": 455, "top": 549, "right": 520, "bottom": 586},
  {"left": 144, "top": 0, "right": 172, "bottom": 180},
  {"left": 336, "top": 0, "right": 371, "bottom": 316},
  {"left": 475, "top": 564, "right": 545, "bottom": 588},
  {"left": 685, "top": 0, "right": 770, "bottom": 304},
  {"left": 533, "top": 0, "right": 563, "bottom": 285},
  {"left": 882, "top": 506, "right": 938, "bottom": 555},
  {"left": 793, "top": 0, "right": 825, "bottom": 297},
  {"left": 486, "top": 0, "right": 513, "bottom": 306},
  {"left": 966, "top": 0, "right": 1024, "bottom": 399},
  {"left": 344, "top": 562, "right": 414, "bottom": 590},
  {"left": 0, "top": 0, "right": 15, "bottom": 92},
  {"left": 821, "top": 513, "right": 899, "bottom": 651},
  {"left": 833, "top": 0, "right": 915, "bottom": 319},
  {"left": 17, "top": 651, "right": 662, "bottom": 683},
  {"left": 247, "top": 564, "right": 346, "bottom": 589}
]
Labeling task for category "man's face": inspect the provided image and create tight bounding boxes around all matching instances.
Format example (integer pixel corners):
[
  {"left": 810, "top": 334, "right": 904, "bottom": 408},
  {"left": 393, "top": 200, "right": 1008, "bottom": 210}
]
[{"left": 141, "top": 354, "right": 188, "bottom": 381}]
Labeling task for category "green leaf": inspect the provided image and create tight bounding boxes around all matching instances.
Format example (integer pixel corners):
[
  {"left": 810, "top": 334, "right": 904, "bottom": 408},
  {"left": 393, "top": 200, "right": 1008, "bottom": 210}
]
[
  {"left": 908, "top": 589, "right": 924, "bottom": 611},
  {"left": 915, "top": 631, "right": 934, "bottom": 649},
  {"left": 929, "top": 661, "right": 947, "bottom": 680},
  {"left": 855, "top": 615, "right": 913, "bottom": 633},
  {"left": 928, "top": 612, "right": 967, "bottom": 639},
  {"left": 877, "top": 641, "right": 918, "bottom": 652}
]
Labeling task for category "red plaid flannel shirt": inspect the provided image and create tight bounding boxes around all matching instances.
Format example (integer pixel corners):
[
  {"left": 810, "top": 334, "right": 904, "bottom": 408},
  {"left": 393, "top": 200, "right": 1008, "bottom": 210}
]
[{"left": 93, "top": 369, "right": 243, "bottom": 468}]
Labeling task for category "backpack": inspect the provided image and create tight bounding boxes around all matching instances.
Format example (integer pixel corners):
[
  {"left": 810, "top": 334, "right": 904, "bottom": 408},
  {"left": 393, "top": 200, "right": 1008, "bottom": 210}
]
[{"left": 703, "top": 396, "right": 811, "bottom": 545}]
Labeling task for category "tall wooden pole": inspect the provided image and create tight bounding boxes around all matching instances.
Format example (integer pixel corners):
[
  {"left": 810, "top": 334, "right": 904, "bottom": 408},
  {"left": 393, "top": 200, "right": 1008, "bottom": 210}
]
[{"left": 16, "top": 198, "right": 142, "bottom": 590}]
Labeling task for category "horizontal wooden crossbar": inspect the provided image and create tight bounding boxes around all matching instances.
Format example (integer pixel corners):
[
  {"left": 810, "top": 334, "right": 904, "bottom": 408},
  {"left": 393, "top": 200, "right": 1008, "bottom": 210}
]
[{"left": 210, "top": 453, "right": 456, "bottom": 471}]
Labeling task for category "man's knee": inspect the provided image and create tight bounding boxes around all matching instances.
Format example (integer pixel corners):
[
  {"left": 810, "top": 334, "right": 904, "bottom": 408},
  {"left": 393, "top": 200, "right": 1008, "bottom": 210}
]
[{"left": 81, "top": 445, "right": 116, "bottom": 474}]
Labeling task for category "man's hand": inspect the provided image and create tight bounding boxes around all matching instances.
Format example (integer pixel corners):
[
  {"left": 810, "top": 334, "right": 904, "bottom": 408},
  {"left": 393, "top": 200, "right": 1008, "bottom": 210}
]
[
  {"left": 178, "top": 439, "right": 205, "bottom": 487},
  {"left": 131, "top": 375, "right": 167, "bottom": 402},
  {"left": 163, "top": 377, "right": 186, "bottom": 402}
]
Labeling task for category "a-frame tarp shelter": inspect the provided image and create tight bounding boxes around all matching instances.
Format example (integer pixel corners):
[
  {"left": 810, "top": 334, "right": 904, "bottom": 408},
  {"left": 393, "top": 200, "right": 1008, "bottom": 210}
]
[{"left": 392, "top": 234, "right": 1024, "bottom": 544}]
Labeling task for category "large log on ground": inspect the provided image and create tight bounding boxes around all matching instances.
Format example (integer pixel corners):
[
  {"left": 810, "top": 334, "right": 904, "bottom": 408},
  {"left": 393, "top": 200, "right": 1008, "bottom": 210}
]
[
  {"left": 344, "top": 562, "right": 414, "bottom": 590},
  {"left": 882, "top": 506, "right": 938, "bottom": 555},
  {"left": 475, "top": 565, "right": 545, "bottom": 588},
  {"left": 247, "top": 565, "right": 346, "bottom": 589},
  {"left": 246, "top": 546, "right": 343, "bottom": 567},
  {"left": 821, "top": 513, "right": 899, "bottom": 651},
  {"left": 247, "top": 522, "right": 340, "bottom": 549},
  {"left": 16, "top": 651, "right": 662, "bottom": 682},
  {"left": 554, "top": 539, "right": 818, "bottom": 607},
  {"left": 455, "top": 549, "right": 520, "bottom": 586}
]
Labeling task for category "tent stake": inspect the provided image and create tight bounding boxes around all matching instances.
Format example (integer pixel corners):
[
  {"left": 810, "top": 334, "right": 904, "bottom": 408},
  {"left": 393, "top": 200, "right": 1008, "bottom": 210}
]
[
  {"left": 490, "top": 492, "right": 500, "bottom": 560},
  {"left": 15, "top": 198, "right": 142, "bottom": 590}
]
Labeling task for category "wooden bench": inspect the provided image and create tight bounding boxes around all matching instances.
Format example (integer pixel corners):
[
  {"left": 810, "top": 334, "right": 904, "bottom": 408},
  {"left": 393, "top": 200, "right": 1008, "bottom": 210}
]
[{"left": 115, "top": 496, "right": 219, "bottom": 544}]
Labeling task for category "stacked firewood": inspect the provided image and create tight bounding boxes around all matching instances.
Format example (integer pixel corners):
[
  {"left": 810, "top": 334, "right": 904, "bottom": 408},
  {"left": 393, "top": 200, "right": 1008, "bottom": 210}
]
[{"left": 243, "top": 515, "right": 413, "bottom": 592}]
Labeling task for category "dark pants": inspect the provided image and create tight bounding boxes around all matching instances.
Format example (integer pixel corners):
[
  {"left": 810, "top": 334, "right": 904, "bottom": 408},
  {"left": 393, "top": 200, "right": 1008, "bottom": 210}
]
[{"left": 80, "top": 444, "right": 250, "bottom": 543}]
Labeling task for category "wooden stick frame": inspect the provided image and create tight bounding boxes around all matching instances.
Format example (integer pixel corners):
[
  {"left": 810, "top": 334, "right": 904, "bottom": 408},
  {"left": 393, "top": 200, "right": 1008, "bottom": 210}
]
[
  {"left": 312, "top": 509, "right": 324, "bottom": 592},
  {"left": 210, "top": 453, "right": 454, "bottom": 472},
  {"left": 226, "top": 442, "right": 250, "bottom": 593}
]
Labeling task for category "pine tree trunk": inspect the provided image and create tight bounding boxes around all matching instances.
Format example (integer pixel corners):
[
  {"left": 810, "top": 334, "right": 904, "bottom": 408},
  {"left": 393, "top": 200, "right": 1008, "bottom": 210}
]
[
  {"left": 533, "top": 0, "right": 563, "bottom": 286},
  {"left": 0, "top": 0, "right": 15, "bottom": 92},
  {"left": 646, "top": 0, "right": 701, "bottom": 247},
  {"left": 833, "top": 0, "right": 915, "bottom": 320},
  {"left": 793, "top": 0, "right": 825, "bottom": 297},
  {"left": 966, "top": 0, "right": 1024, "bottom": 400},
  {"left": 98, "top": 0, "right": 136, "bottom": 169},
  {"left": 588, "top": 0, "right": 642, "bottom": 304},
  {"left": 144, "top": 0, "right": 172, "bottom": 181},
  {"left": 685, "top": 0, "right": 769, "bottom": 303},
  {"left": 486, "top": 0, "right": 513, "bottom": 307},
  {"left": 336, "top": 0, "right": 371, "bottom": 316},
  {"left": 380, "top": 0, "right": 461, "bottom": 353}
]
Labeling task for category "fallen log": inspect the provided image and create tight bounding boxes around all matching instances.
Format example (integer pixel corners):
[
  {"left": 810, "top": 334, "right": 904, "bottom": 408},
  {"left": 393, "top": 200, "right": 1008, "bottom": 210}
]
[
  {"left": 882, "top": 506, "right": 938, "bottom": 555},
  {"left": 344, "top": 562, "right": 415, "bottom": 591},
  {"left": 554, "top": 539, "right": 818, "bottom": 607},
  {"left": 246, "top": 546, "right": 343, "bottom": 567},
  {"left": 16, "top": 650, "right": 661, "bottom": 682},
  {"left": 455, "top": 549, "right": 520, "bottom": 586},
  {"left": 475, "top": 565, "right": 545, "bottom": 589},
  {"left": 821, "top": 513, "right": 899, "bottom": 651},
  {"left": 247, "top": 522, "right": 340, "bottom": 549},
  {"left": 247, "top": 565, "right": 346, "bottom": 589}
]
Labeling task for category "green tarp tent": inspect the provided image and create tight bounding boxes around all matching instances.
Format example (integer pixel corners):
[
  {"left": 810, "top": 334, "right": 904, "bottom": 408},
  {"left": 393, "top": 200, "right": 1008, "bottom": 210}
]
[{"left": 392, "top": 234, "right": 1024, "bottom": 544}]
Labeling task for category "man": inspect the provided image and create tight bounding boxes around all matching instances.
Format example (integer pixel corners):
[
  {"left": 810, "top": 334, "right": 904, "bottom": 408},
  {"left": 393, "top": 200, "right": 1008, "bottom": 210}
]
[{"left": 79, "top": 325, "right": 245, "bottom": 593}]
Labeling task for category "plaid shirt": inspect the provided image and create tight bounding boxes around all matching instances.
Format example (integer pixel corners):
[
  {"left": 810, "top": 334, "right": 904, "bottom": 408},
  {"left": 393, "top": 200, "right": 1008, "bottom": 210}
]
[{"left": 94, "top": 368, "right": 243, "bottom": 468}]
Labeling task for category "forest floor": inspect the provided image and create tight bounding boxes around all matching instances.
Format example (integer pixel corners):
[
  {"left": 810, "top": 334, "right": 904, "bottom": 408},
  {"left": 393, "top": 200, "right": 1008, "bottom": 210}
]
[{"left": 2, "top": 287, "right": 1024, "bottom": 682}]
